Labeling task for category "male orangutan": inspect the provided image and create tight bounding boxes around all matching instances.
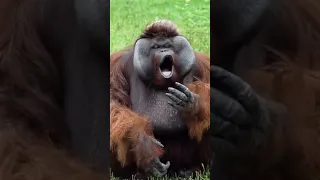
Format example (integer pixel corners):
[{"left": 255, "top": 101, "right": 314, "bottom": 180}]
[
  {"left": 210, "top": 0, "right": 320, "bottom": 179},
  {"left": 110, "top": 20, "right": 210, "bottom": 179},
  {"left": 0, "top": 0, "right": 110, "bottom": 179}
]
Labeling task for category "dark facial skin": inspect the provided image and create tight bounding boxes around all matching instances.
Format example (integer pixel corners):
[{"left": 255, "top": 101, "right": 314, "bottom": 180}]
[
  {"left": 133, "top": 36, "right": 196, "bottom": 90},
  {"left": 129, "top": 36, "right": 198, "bottom": 135},
  {"left": 39, "top": 0, "right": 110, "bottom": 171}
]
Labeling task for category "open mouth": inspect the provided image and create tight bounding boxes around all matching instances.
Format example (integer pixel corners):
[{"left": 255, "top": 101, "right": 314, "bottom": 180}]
[{"left": 159, "top": 55, "right": 174, "bottom": 79}]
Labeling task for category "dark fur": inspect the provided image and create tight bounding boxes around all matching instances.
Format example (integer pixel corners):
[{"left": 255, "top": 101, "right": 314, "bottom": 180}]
[
  {"left": 212, "top": 0, "right": 320, "bottom": 179},
  {"left": 0, "top": 0, "right": 110, "bottom": 179}
]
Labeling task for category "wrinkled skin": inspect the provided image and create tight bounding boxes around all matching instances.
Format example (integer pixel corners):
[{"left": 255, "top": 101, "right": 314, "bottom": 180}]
[
  {"left": 210, "top": 0, "right": 320, "bottom": 179},
  {"left": 142, "top": 158, "right": 171, "bottom": 177},
  {"left": 167, "top": 82, "right": 200, "bottom": 117},
  {"left": 130, "top": 34, "right": 198, "bottom": 136},
  {"left": 210, "top": 65, "right": 276, "bottom": 157},
  {"left": 140, "top": 81, "right": 201, "bottom": 177},
  {"left": 129, "top": 35, "right": 201, "bottom": 177}
]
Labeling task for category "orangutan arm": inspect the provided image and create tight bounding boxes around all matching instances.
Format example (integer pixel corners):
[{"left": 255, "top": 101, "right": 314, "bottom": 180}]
[
  {"left": 165, "top": 53, "right": 210, "bottom": 142},
  {"left": 185, "top": 52, "right": 210, "bottom": 141},
  {"left": 110, "top": 103, "right": 163, "bottom": 167},
  {"left": 110, "top": 53, "right": 163, "bottom": 168},
  {"left": 186, "top": 81, "right": 210, "bottom": 142}
]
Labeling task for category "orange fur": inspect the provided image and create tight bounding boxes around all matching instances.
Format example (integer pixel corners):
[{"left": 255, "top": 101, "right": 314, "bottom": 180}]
[
  {"left": 110, "top": 48, "right": 164, "bottom": 168},
  {"left": 186, "top": 81, "right": 210, "bottom": 142},
  {"left": 195, "top": 52, "right": 210, "bottom": 83},
  {"left": 109, "top": 51, "right": 211, "bottom": 171},
  {"left": 109, "top": 20, "right": 211, "bottom": 178},
  {"left": 110, "top": 103, "right": 163, "bottom": 167},
  {"left": 182, "top": 52, "right": 210, "bottom": 142}
]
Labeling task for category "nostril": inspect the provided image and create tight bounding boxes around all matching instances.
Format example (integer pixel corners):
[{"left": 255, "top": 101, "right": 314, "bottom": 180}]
[{"left": 160, "top": 49, "right": 168, "bottom": 52}]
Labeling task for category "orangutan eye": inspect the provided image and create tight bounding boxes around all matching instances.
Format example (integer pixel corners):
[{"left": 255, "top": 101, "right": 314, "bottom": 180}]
[
  {"left": 164, "top": 43, "right": 170, "bottom": 48},
  {"left": 152, "top": 44, "right": 159, "bottom": 49}
]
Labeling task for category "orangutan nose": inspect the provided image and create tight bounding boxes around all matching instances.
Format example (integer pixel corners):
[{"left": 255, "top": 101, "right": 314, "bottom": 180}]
[{"left": 155, "top": 49, "right": 174, "bottom": 79}]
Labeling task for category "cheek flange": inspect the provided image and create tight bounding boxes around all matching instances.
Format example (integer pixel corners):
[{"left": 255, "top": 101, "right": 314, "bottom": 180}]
[
  {"left": 133, "top": 36, "right": 196, "bottom": 83},
  {"left": 172, "top": 36, "right": 196, "bottom": 77},
  {"left": 133, "top": 38, "right": 154, "bottom": 82}
]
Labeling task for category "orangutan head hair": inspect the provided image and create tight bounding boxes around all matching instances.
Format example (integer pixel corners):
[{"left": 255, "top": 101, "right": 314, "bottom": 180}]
[{"left": 139, "top": 20, "right": 179, "bottom": 39}]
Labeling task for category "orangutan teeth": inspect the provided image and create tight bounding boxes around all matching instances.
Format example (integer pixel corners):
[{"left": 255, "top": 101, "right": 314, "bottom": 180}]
[
  {"left": 159, "top": 68, "right": 173, "bottom": 79},
  {"left": 162, "top": 71, "right": 171, "bottom": 76}
]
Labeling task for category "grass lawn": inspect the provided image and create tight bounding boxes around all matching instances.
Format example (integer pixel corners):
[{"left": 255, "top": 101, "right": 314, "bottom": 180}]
[
  {"left": 110, "top": 0, "right": 210, "bottom": 179},
  {"left": 110, "top": 166, "right": 210, "bottom": 180},
  {"left": 110, "top": 0, "right": 210, "bottom": 55}
]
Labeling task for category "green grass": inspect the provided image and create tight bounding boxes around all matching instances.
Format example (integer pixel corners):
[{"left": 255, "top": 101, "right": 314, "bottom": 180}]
[
  {"left": 110, "top": 0, "right": 210, "bottom": 179},
  {"left": 110, "top": 165, "right": 210, "bottom": 180},
  {"left": 110, "top": 0, "right": 210, "bottom": 55}
]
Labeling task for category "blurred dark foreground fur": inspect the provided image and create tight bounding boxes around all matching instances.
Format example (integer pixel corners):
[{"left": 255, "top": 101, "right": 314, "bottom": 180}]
[{"left": 0, "top": 127, "right": 107, "bottom": 180}]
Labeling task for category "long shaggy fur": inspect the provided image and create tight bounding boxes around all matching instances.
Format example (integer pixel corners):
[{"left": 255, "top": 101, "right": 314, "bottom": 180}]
[
  {"left": 0, "top": 0, "right": 108, "bottom": 179},
  {"left": 110, "top": 103, "right": 164, "bottom": 167},
  {"left": 216, "top": 0, "right": 320, "bottom": 179},
  {"left": 186, "top": 82, "right": 210, "bottom": 142},
  {"left": 109, "top": 20, "right": 211, "bottom": 176},
  {"left": 0, "top": 128, "right": 106, "bottom": 180}
]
